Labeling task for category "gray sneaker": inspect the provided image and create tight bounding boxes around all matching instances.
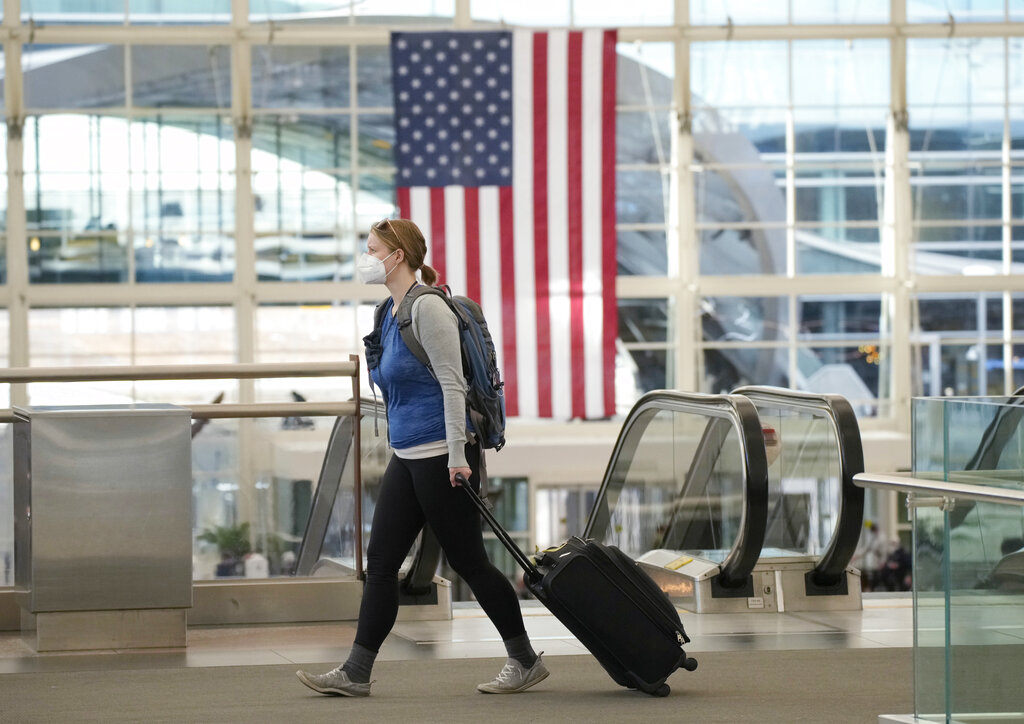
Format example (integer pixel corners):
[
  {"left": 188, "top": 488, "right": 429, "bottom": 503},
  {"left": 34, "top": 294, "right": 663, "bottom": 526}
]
[
  {"left": 295, "top": 666, "right": 371, "bottom": 697},
  {"left": 477, "top": 654, "right": 549, "bottom": 694}
]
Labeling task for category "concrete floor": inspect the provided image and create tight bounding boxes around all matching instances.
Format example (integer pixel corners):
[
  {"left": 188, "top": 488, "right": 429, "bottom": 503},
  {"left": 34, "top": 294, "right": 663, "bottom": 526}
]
[{"left": 0, "top": 593, "right": 914, "bottom": 675}]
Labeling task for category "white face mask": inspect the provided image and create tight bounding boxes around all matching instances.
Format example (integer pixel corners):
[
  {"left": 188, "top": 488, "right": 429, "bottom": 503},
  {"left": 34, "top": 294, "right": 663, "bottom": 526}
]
[{"left": 355, "top": 249, "right": 398, "bottom": 285}]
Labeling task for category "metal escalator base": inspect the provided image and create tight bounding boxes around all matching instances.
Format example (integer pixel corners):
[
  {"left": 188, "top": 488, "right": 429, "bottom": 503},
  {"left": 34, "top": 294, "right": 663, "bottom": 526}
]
[
  {"left": 637, "top": 549, "right": 862, "bottom": 614},
  {"left": 310, "top": 557, "right": 454, "bottom": 622}
]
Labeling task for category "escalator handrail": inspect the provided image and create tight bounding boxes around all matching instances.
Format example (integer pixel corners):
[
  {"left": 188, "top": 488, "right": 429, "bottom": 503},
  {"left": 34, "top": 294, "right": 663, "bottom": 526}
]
[
  {"left": 294, "top": 415, "right": 356, "bottom": 576},
  {"left": 732, "top": 385, "right": 865, "bottom": 587},
  {"left": 583, "top": 389, "right": 769, "bottom": 590}
]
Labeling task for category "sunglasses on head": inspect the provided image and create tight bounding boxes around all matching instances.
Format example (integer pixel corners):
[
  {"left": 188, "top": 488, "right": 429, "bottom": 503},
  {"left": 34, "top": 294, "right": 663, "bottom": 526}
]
[{"left": 374, "top": 218, "right": 397, "bottom": 236}]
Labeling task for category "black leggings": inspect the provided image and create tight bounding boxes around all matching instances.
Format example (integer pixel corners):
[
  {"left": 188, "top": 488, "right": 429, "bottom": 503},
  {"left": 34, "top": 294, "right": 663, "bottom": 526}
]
[{"left": 353, "top": 444, "right": 527, "bottom": 653}]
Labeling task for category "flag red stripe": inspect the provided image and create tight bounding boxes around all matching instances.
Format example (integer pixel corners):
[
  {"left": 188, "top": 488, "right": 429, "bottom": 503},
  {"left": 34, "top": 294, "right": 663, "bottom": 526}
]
[
  {"left": 567, "top": 31, "right": 586, "bottom": 419},
  {"left": 429, "top": 187, "right": 447, "bottom": 284},
  {"left": 532, "top": 32, "right": 552, "bottom": 418},
  {"left": 396, "top": 187, "right": 411, "bottom": 221},
  {"left": 499, "top": 186, "right": 518, "bottom": 417},
  {"left": 602, "top": 30, "right": 618, "bottom": 415},
  {"left": 464, "top": 187, "right": 480, "bottom": 302}
]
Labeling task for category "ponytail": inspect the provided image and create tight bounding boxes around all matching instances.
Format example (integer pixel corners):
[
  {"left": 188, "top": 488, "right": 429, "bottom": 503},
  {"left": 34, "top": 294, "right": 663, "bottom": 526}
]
[{"left": 420, "top": 263, "right": 438, "bottom": 287}]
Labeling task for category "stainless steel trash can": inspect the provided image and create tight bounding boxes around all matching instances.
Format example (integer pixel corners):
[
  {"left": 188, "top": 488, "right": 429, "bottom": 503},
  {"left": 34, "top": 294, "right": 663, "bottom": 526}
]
[{"left": 13, "top": 404, "right": 192, "bottom": 651}]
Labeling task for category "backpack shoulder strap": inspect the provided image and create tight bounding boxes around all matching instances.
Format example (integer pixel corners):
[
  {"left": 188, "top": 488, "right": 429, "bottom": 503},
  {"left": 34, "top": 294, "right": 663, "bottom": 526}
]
[{"left": 394, "top": 284, "right": 457, "bottom": 370}]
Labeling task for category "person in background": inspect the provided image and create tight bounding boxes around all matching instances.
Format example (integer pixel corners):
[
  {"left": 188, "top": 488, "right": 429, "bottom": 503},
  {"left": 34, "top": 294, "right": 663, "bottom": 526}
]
[{"left": 295, "top": 219, "right": 548, "bottom": 698}]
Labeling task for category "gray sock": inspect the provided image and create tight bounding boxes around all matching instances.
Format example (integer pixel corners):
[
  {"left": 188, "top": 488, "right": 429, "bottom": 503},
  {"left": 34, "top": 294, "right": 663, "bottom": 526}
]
[
  {"left": 504, "top": 632, "right": 537, "bottom": 669},
  {"left": 341, "top": 643, "right": 377, "bottom": 683}
]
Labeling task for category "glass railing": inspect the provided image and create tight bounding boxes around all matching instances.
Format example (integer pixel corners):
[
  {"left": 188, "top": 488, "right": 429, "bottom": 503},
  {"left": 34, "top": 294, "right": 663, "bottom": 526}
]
[
  {"left": 732, "top": 386, "right": 865, "bottom": 588},
  {"left": 0, "top": 361, "right": 364, "bottom": 587},
  {"left": 855, "top": 394, "right": 1024, "bottom": 723},
  {"left": 584, "top": 390, "right": 768, "bottom": 590}
]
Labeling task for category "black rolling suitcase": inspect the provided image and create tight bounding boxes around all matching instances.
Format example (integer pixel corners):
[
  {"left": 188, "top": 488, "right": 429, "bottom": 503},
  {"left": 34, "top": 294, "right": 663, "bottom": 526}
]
[{"left": 458, "top": 475, "right": 697, "bottom": 697}]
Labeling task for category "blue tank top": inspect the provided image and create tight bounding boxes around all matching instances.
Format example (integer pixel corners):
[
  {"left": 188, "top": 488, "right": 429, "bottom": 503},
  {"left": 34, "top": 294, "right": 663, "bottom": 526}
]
[{"left": 369, "top": 298, "right": 447, "bottom": 449}]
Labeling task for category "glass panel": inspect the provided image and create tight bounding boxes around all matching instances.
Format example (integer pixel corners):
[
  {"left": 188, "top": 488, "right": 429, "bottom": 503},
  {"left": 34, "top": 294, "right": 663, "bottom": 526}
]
[
  {"left": 793, "top": 109, "right": 888, "bottom": 154},
  {"left": 799, "top": 296, "right": 882, "bottom": 338},
  {"left": 692, "top": 42, "right": 788, "bottom": 109},
  {"left": 253, "top": 0, "right": 450, "bottom": 21},
  {"left": 617, "top": 110, "right": 671, "bottom": 164},
  {"left": 617, "top": 169, "right": 669, "bottom": 225},
  {"left": 0, "top": 120, "right": 7, "bottom": 283},
  {"left": 1013, "top": 294, "right": 1024, "bottom": 331},
  {"left": 806, "top": 345, "right": 884, "bottom": 403},
  {"left": 911, "top": 397, "right": 1024, "bottom": 721},
  {"left": 702, "top": 349, "right": 791, "bottom": 393},
  {"left": 252, "top": 46, "right": 351, "bottom": 109},
  {"left": 356, "top": 170, "right": 397, "bottom": 232},
  {"left": 694, "top": 161, "right": 787, "bottom": 276},
  {"left": 24, "top": 115, "right": 131, "bottom": 283},
  {"left": 617, "top": 229, "right": 667, "bottom": 276},
  {"left": 131, "top": 46, "right": 231, "bottom": 109},
  {"left": 622, "top": 348, "right": 668, "bottom": 397},
  {"left": 357, "top": 113, "right": 395, "bottom": 166},
  {"left": 21, "top": 0, "right": 124, "bottom": 22},
  {"left": 252, "top": 114, "right": 355, "bottom": 281},
  {"left": 908, "top": 39, "right": 1006, "bottom": 153},
  {"left": 575, "top": 1, "right": 673, "bottom": 25},
  {"left": 912, "top": 165, "right": 1003, "bottom": 221},
  {"left": 131, "top": 115, "right": 235, "bottom": 282},
  {"left": 795, "top": 169, "right": 884, "bottom": 224},
  {"left": 917, "top": 293, "right": 1001, "bottom": 333},
  {"left": 908, "top": 0, "right": 1009, "bottom": 22},
  {"left": 0, "top": 423, "right": 11, "bottom": 586},
  {"left": 23, "top": 44, "right": 125, "bottom": 109},
  {"left": 792, "top": 40, "right": 889, "bottom": 108},
  {"left": 754, "top": 405, "right": 842, "bottom": 558},
  {"left": 468, "top": 0, "right": 570, "bottom": 25},
  {"left": 796, "top": 227, "right": 882, "bottom": 275},
  {"left": 595, "top": 407, "right": 748, "bottom": 564},
  {"left": 255, "top": 302, "right": 361, "bottom": 401},
  {"left": 535, "top": 486, "right": 600, "bottom": 548},
  {"left": 697, "top": 225, "right": 787, "bottom": 276},
  {"left": 355, "top": 45, "right": 391, "bottom": 109},
  {"left": 28, "top": 233, "right": 127, "bottom": 283},
  {"left": 617, "top": 42, "right": 674, "bottom": 107},
  {"left": 618, "top": 298, "right": 669, "bottom": 344},
  {"left": 789, "top": 0, "right": 888, "bottom": 23},
  {"left": 916, "top": 343, "right": 1004, "bottom": 396},
  {"left": 129, "top": 0, "right": 231, "bottom": 23},
  {"left": 689, "top": 0, "right": 788, "bottom": 24},
  {"left": 695, "top": 108, "right": 788, "bottom": 154}
]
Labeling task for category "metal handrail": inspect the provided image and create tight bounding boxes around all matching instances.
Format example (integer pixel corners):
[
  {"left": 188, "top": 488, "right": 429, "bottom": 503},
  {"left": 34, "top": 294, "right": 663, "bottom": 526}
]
[
  {"left": 0, "top": 358, "right": 365, "bottom": 579},
  {"left": 584, "top": 389, "right": 769, "bottom": 590},
  {"left": 0, "top": 361, "right": 358, "bottom": 382},
  {"left": 853, "top": 471, "right": 1024, "bottom": 507},
  {"left": 732, "top": 385, "right": 865, "bottom": 588},
  {"left": 0, "top": 361, "right": 360, "bottom": 421}
]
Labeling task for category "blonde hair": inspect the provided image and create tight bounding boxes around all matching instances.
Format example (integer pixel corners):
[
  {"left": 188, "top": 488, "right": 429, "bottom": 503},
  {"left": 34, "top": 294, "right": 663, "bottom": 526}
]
[{"left": 370, "top": 218, "right": 438, "bottom": 286}]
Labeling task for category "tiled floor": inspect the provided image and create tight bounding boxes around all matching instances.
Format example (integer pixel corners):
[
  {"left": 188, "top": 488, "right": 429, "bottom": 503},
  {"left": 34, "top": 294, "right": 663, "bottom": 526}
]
[{"left": 0, "top": 593, "right": 914, "bottom": 674}]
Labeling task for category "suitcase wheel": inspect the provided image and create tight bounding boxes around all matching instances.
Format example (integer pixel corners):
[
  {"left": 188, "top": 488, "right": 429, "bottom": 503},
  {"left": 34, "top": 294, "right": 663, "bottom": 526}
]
[
  {"left": 654, "top": 683, "right": 671, "bottom": 697},
  {"left": 682, "top": 657, "right": 698, "bottom": 672}
]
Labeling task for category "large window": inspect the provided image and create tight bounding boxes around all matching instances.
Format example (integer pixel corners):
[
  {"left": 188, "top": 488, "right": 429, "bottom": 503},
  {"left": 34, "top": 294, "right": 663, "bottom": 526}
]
[{"left": 2, "top": 1, "right": 1024, "bottom": 586}]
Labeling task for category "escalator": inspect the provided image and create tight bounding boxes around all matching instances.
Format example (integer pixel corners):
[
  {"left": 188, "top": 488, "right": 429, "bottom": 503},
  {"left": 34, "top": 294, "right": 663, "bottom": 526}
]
[
  {"left": 731, "top": 386, "right": 865, "bottom": 605},
  {"left": 584, "top": 390, "right": 771, "bottom": 612},
  {"left": 299, "top": 386, "right": 866, "bottom": 614},
  {"left": 294, "top": 400, "right": 449, "bottom": 605},
  {"left": 585, "top": 387, "right": 865, "bottom": 612}
]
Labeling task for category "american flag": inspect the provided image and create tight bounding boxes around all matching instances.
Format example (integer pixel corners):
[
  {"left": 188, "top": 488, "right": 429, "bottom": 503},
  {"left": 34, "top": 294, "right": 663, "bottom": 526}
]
[{"left": 391, "top": 29, "right": 617, "bottom": 421}]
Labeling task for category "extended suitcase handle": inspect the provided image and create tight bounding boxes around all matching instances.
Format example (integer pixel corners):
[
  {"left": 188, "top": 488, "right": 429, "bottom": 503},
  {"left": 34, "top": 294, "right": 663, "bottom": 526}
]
[{"left": 456, "top": 473, "right": 539, "bottom": 577}]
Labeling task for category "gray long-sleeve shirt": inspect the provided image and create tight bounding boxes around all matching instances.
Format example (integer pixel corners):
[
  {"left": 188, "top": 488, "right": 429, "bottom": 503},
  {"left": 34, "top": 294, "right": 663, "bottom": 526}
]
[{"left": 408, "top": 293, "right": 471, "bottom": 467}]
